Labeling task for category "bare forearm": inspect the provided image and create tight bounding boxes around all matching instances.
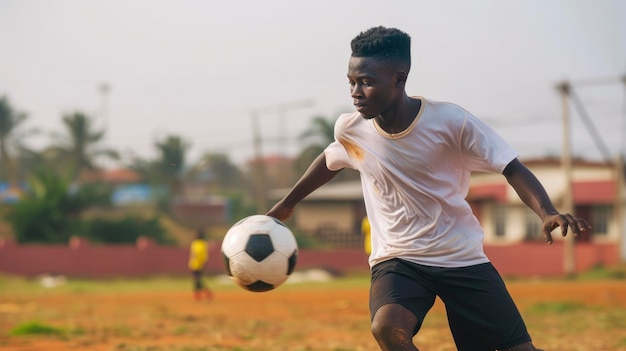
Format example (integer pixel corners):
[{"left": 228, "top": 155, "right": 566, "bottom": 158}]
[
  {"left": 280, "top": 153, "right": 340, "bottom": 208},
  {"left": 503, "top": 159, "right": 559, "bottom": 220},
  {"left": 503, "top": 158, "right": 591, "bottom": 243}
]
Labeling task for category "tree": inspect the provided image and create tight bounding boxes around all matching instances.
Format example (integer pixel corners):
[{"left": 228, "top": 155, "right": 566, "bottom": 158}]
[
  {"left": 154, "top": 135, "right": 190, "bottom": 195},
  {"left": 51, "top": 111, "right": 119, "bottom": 180},
  {"left": 294, "top": 115, "right": 359, "bottom": 182},
  {"left": 130, "top": 134, "right": 190, "bottom": 202},
  {"left": 0, "top": 96, "right": 28, "bottom": 182},
  {"left": 5, "top": 169, "right": 112, "bottom": 243},
  {"left": 299, "top": 115, "right": 336, "bottom": 147},
  {"left": 294, "top": 115, "right": 336, "bottom": 175},
  {"left": 188, "top": 152, "right": 256, "bottom": 224},
  {"left": 190, "top": 152, "right": 243, "bottom": 192}
]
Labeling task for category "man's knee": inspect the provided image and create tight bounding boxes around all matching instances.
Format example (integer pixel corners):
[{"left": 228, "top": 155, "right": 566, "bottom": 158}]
[
  {"left": 371, "top": 304, "right": 419, "bottom": 351},
  {"left": 371, "top": 319, "right": 413, "bottom": 348}
]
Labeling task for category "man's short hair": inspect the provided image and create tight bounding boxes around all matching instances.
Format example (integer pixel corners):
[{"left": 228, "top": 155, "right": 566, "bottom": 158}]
[
  {"left": 196, "top": 229, "right": 205, "bottom": 239},
  {"left": 350, "top": 26, "right": 411, "bottom": 72}
]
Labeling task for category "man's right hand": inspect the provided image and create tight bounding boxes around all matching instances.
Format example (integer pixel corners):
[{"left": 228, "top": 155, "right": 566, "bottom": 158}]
[{"left": 266, "top": 152, "right": 340, "bottom": 223}]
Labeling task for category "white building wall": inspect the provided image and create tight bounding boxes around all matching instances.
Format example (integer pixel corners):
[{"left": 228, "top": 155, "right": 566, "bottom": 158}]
[
  {"left": 296, "top": 202, "right": 354, "bottom": 233},
  {"left": 470, "top": 161, "right": 618, "bottom": 244}
]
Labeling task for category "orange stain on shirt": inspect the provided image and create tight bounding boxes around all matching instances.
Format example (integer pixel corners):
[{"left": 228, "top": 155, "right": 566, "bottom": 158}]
[{"left": 339, "top": 138, "right": 364, "bottom": 160}]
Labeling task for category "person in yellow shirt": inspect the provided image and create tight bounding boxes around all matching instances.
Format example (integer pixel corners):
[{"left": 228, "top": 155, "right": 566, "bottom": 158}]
[
  {"left": 189, "top": 229, "right": 213, "bottom": 301},
  {"left": 361, "top": 216, "right": 371, "bottom": 255}
]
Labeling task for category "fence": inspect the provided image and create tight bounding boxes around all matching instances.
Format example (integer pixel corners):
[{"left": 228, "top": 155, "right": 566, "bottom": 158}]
[{"left": 313, "top": 226, "right": 364, "bottom": 248}]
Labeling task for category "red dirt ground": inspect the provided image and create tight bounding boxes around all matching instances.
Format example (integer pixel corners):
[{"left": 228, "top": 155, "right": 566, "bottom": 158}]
[{"left": 1, "top": 280, "right": 625, "bottom": 351}]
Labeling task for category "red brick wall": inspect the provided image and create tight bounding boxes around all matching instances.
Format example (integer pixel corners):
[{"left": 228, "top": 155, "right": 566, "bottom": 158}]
[
  {"left": 0, "top": 237, "right": 195, "bottom": 278},
  {"left": 485, "top": 241, "right": 620, "bottom": 277},
  {"left": 0, "top": 238, "right": 619, "bottom": 278}
]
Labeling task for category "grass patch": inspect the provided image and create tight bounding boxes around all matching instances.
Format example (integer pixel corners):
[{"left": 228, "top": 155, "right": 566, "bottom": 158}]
[
  {"left": 596, "top": 310, "right": 626, "bottom": 330},
  {"left": 9, "top": 321, "right": 64, "bottom": 336},
  {"left": 616, "top": 337, "right": 626, "bottom": 347},
  {"left": 576, "top": 264, "right": 626, "bottom": 280},
  {"left": 527, "top": 301, "right": 587, "bottom": 314},
  {"left": 172, "top": 325, "right": 188, "bottom": 335}
]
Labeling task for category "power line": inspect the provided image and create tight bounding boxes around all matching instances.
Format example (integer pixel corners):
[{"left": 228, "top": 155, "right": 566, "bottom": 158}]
[
  {"left": 249, "top": 99, "right": 315, "bottom": 213},
  {"left": 561, "top": 74, "right": 626, "bottom": 161},
  {"left": 568, "top": 88, "right": 613, "bottom": 162}
]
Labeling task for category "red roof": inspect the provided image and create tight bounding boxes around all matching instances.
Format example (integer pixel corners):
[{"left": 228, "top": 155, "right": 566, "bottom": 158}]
[
  {"left": 81, "top": 169, "right": 141, "bottom": 183},
  {"left": 573, "top": 180, "right": 615, "bottom": 204},
  {"left": 467, "top": 180, "right": 616, "bottom": 205}
]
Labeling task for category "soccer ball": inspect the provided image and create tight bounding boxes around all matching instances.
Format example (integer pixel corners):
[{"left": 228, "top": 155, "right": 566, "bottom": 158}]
[{"left": 221, "top": 215, "right": 298, "bottom": 292}]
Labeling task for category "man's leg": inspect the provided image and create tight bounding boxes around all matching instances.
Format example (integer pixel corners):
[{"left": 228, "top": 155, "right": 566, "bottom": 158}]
[
  {"left": 192, "top": 270, "right": 203, "bottom": 300},
  {"left": 437, "top": 263, "right": 542, "bottom": 350},
  {"left": 369, "top": 259, "right": 436, "bottom": 351},
  {"left": 371, "top": 303, "right": 420, "bottom": 351}
]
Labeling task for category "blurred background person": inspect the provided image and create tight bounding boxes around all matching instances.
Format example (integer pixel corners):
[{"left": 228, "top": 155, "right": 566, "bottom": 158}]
[
  {"left": 188, "top": 229, "right": 213, "bottom": 301},
  {"left": 361, "top": 216, "right": 371, "bottom": 255}
]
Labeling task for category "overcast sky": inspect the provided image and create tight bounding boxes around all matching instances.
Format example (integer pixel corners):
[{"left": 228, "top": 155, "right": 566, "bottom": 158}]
[{"left": 0, "top": 0, "right": 624, "bottom": 167}]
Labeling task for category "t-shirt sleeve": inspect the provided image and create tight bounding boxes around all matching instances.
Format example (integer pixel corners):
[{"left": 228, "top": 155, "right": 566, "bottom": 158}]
[
  {"left": 324, "top": 114, "right": 356, "bottom": 171},
  {"left": 324, "top": 141, "right": 353, "bottom": 171},
  {"left": 460, "top": 112, "right": 519, "bottom": 173}
]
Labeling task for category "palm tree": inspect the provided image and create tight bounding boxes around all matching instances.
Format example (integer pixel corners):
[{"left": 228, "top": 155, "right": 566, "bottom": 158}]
[
  {"left": 0, "top": 96, "right": 28, "bottom": 182},
  {"left": 299, "top": 115, "right": 336, "bottom": 147},
  {"left": 136, "top": 134, "right": 189, "bottom": 200},
  {"left": 52, "top": 111, "right": 119, "bottom": 180},
  {"left": 191, "top": 152, "right": 243, "bottom": 192},
  {"left": 294, "top": 115, "right": 336, "bottom": 175},
  {"left": 155, "top": 135, "right": 189, "bottom": 179},
  {"left": 145, "top": 134, "right": 190, "bottom": 215},
  {"left": 295, "top": 115, "right": 359, "bottom": 182}
]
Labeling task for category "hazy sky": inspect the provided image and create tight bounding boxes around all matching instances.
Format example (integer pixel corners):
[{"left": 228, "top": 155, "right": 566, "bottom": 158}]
[{"left": 1, "top": 0, "right": 625, "bottom": 166}]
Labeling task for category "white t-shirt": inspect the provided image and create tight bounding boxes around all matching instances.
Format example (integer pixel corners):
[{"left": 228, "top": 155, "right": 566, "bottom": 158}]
[{"left": 324, "top": 97, "right": 519, "bottom": 268}]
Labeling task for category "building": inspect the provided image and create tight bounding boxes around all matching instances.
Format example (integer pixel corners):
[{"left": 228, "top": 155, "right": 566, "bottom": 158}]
[
  {"left": 468, "top": 158, "right": 620, "bottom": 245},
  {"left": 276, "top": 181, "right": 366, "bottom": 247}
]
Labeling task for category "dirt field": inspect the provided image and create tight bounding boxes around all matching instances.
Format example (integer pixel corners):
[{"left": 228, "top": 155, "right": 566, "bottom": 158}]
[{"left": 1, "top": 275, "right": 625, "bottom": 351}]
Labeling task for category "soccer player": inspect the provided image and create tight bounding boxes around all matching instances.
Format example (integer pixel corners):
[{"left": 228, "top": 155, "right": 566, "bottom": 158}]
[
  {"left": 188, "top": 229, "right": 213, "bottom": 301},
  {"left": 267, "top": 26, "right": 591, "bottom": 351}
]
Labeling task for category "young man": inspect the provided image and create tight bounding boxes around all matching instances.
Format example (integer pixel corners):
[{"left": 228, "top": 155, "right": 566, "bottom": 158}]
[
  {"left": 188, "top": 229, "right": 213, "bottom": 301},
  {"left": 267, "top": 26, "right": 591, "bottom": 350}
]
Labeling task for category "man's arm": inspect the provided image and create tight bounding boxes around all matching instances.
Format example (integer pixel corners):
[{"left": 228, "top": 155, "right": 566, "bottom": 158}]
[
  {"left": 266, "top": 153, "right": 341, "bottom": 221},
  {"left": 502, "top": 158, "right": 591, "bottom": 244}
]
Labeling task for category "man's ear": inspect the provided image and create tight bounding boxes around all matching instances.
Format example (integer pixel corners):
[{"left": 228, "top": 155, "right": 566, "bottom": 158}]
[{"left": 396, "top": 71, "right": 408, "bottom": 88}]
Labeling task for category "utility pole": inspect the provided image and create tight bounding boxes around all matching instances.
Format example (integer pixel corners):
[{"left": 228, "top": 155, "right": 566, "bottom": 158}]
[
  {"left": 556, "top": 81, "right": 576, "bottom": 277},
  {"left": 251, "top": 111, "right": 268, "bottom": 213},
  {"left": 255, "top": 99, "right": 315, "bottom": 155},
  {"left": 615, "top": 74, "right": 626, "bottom": 263},
  {"left": 565, "top": 74, "right": 626, "bottom": 263},
  {"left": 249, "top": 99, "right": 315, "bottom": 213},
  {"left": 616, "top": 154, "right": 625, "bottom": 262}
]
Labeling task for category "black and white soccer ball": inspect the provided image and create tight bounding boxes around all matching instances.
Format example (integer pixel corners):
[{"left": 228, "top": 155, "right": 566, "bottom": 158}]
[{"left": 221, "top": 215, "right": 298, "bottom": 292}]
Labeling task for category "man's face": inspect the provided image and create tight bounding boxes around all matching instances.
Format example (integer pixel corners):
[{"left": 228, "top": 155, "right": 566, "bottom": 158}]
[{"left": 347, "top": 56, "right": 400, "bottom": 119}]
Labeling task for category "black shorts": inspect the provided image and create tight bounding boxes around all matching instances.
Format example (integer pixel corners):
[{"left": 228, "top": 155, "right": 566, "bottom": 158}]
[{"left": 370, "top": 258, "right": 531, "bottom": 350}]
